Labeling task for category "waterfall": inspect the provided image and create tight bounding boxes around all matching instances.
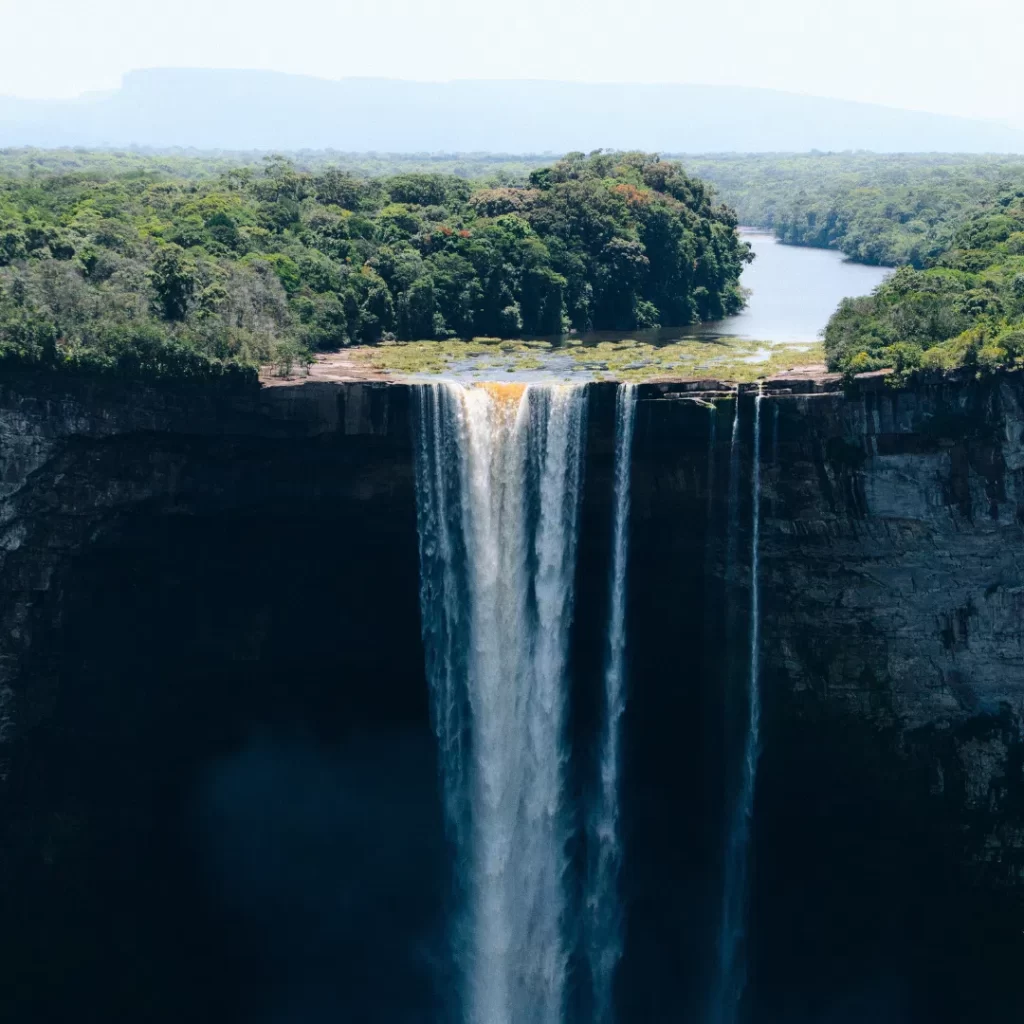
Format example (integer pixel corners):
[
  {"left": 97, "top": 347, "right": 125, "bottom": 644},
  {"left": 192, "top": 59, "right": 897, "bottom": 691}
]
[
  {"left": 771, "top": 401, "right": 779, "bottom": 465},
  {"left": 413, "top": 380, "right": 587, "bottom": 1024},
  {"left": 714, "top": 390, "right": 764, "bottom": 1024},
  {"left": 414, "top": 382, "right": 472, "bottom": 848},
  {"left": 586, "top": 383, "right": 637, "bottom": 1024},
  {"left": 724, "top": 394, "right": 742, "bottom": 577},
  {"left": 707, "top": 404, "right": 718, "bottom": 505}
]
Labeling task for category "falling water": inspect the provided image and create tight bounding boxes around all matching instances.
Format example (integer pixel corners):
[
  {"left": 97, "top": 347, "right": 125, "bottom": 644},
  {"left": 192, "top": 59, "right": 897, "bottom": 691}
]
[
  {"left": 771, "top": 402, "right": 780, "bottom": 465},
  {"left": 414, "top": 382, "right": 472, "bottom": 848},
  {"left": 413, "top": 380, "right": 587, "bottom": 1024},
  {"left": 724, "top": 394, "right": 742, "bottom": 577},
  {"left": 705, "top": 403, "right": 719, "bottom": 526},
  {"left": 586, "top": 383, "right": 637, "bottom": 1024},
  {"left": 714, "top": 390, "right": 764, "bottom": 1024}
]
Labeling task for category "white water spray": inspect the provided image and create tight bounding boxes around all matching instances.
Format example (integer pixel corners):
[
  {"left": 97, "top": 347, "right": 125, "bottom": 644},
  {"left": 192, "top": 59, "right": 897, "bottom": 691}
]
[
  {"left": 715, "top": 389, "right": 764, "bottom": 1024},
  {"left": 414, "top": 381, "right": 587, "bottom": 1024},
  {"left": 586, "top": 383, "right": 637, "bottom": 1024}
]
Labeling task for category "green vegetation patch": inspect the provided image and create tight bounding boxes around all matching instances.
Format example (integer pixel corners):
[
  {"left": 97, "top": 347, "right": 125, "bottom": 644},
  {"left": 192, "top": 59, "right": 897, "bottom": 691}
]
[
  {"left": 822, "top": 191, "right": 1024, "bottom": 381},
  {"left": 354, "top": 337, "right": 823, "bottom": 383},
  {"left": 564, "top": 338, "right": 822, "bottom": 382},
  {"left": 683, "top": 152, "right": 1024, "bottom": 269}
]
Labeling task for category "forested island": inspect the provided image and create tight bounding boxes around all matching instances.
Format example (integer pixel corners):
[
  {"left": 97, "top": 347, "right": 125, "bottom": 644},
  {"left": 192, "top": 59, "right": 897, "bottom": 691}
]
[{"left": 0, "top": 151, "right": 748, "bottom": 381}]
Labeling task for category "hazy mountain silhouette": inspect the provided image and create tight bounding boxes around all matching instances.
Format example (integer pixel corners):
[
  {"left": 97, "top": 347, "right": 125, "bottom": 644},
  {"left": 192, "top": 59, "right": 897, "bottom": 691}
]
[{"left": 2, "top": 69, "right": 1023, "bottom": 153}]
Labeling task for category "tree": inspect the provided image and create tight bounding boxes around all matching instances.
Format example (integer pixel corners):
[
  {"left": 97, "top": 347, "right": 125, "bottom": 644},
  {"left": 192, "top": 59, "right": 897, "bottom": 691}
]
[{"left": 150, "top": 245, "right": 196, "bottom": 322}]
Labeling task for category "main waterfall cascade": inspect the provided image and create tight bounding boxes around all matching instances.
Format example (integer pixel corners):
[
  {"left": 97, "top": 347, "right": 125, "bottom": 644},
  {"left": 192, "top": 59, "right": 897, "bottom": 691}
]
[{"left": 414, "top": 380, "right": 594, "bottom": 1024}]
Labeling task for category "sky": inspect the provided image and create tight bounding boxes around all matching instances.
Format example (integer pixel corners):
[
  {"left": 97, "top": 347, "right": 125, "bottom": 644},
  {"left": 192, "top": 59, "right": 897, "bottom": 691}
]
[{"left": 2, "top": 0, "right": 1021, "bottom": 126}]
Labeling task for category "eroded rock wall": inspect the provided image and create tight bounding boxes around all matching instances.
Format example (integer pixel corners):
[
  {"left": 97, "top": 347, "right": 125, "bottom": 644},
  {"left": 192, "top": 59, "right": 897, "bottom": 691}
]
[
  {"left": 0, "top": 373, "right": 436, "bottom": 1022},
  {"left": 761, "top": 378, "right": 1024, "bottom": 884}
]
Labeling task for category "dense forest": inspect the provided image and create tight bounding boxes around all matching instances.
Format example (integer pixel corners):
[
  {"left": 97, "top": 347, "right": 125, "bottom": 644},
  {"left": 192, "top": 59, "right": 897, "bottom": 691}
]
[
  {"left": 823, "top": 186, "right": 1024, "bottom": 377},
  {"left": 0, "top": 150, "right": 748, "bottom": 380},
  {"left": 686, "top": 153, "right": 1024, "bottom": 268}
]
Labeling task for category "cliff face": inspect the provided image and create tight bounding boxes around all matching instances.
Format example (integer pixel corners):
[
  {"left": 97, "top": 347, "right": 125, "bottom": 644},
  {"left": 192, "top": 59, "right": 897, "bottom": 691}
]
[
  {"left": 632, "top": 378, "right": 1024, "bottom": 1020},
  {"left": 0, "top": 374, "right": 412, "bottom": 772},
  {"left": 757, "top": 379, "right": 1024, "bottom": 1020},
  {"left": 1, "top": 370, "right": 1022, "bottom": 1022},
  {"left": 760, "top": 378, "right": 1024, "bottom": 879},
  {"left": 0, "top": 373, "right": 439, "bottom": 1023}
]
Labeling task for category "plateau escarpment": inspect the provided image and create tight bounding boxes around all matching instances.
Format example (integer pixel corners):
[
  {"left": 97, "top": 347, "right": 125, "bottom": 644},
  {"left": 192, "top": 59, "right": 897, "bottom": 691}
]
[{"left": 1, "top": 369, "right": 1022, "bottom": 1022}]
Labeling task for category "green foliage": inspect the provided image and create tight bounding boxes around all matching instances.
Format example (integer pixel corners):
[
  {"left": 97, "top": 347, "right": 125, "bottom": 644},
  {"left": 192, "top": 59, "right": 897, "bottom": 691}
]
[
  {"left": 0, "top": 150, "right": 748, "bottom": 380},
  {"left": 683, "top": 153, "right": 1024, "bottom": 268},
  {"left": 150, "top": 244, "right": 196, "bottom": 320},
  {"left": 821, "top": 190, "right": 1024, "bottom": 378}
]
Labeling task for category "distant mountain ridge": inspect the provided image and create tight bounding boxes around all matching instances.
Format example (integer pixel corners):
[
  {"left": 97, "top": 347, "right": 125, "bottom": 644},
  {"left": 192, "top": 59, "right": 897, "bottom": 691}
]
[{"left": 2, "top": 69, "right": 1023, "bottom": 153}]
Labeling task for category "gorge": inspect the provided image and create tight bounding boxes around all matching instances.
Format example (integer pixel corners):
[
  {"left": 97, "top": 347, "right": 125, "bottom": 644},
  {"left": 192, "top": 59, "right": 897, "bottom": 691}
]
[{"left": 2, "top": 368, "right": 1023, "bottom": 1023}]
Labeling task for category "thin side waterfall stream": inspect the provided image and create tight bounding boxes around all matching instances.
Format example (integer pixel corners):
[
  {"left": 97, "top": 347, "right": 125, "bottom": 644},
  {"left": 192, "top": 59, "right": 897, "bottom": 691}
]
[
  {"left": 586, "top": 383, "right": 637, "bottom": 1024},
  {"left": 725, "top": 394, "right": 742, "bottom": 577},
  {"left": 714, "top": 391, "right": 764, "bottom": 1024}
]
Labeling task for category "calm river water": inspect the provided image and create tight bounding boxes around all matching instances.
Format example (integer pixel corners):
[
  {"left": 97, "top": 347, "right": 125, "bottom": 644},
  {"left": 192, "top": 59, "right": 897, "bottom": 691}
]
[
  {"left": 716, "top": 230, "right": 891, "bottom": 343},
  {"left": 575, "top": 229, "right": 892, "bottom": 347}
]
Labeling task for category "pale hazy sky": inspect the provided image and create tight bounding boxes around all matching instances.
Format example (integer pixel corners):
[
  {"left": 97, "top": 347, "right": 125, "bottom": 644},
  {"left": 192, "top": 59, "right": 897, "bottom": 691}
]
[{"left": 2, "top": 0, "right": 1022, "bottom": 125}]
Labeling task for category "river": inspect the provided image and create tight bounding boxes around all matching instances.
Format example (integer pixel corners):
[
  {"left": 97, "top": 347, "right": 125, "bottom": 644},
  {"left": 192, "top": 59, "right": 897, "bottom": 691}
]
[
  {"left": 575, "top": 229, "right": 891, "bottom": 346},
  {"left": 712, "top": 229, "right": 892, "bottom": 343}
]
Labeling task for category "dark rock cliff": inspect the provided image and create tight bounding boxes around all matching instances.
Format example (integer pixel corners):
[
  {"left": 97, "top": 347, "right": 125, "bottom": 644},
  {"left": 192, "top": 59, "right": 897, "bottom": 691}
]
[
  {"left": 0, "top": 372, "right": 435, "bottom": 1022},
  {"left": 627, "top": 377, "right": 1024, "bottom": 1021},
  {"left": 1, "top": 369, "right": 1021, "bottom": 1022}
]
